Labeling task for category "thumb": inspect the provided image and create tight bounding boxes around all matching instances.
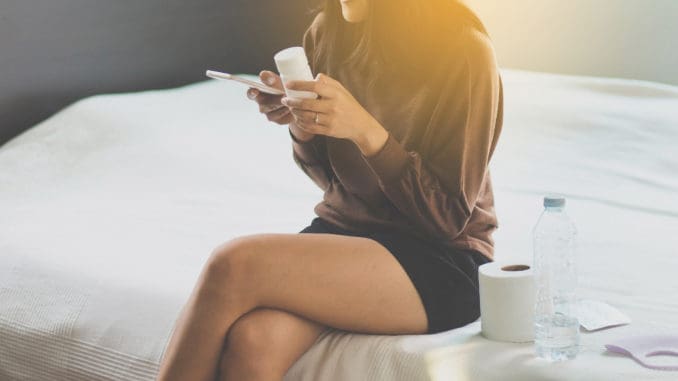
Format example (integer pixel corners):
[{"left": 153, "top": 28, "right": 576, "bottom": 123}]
[{"left": 260, "top": 70, "right": 284, "bottom": 91}]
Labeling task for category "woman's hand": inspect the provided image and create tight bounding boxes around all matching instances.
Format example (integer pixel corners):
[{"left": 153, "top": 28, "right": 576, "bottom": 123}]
[
  {"left": 247, "top": 70, "right": 315, "bottom": 142},
  {"left": 282, "top": 74, "right": 389, "bottom": 156}
]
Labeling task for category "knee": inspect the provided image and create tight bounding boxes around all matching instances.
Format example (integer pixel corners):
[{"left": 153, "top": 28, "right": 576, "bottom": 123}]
[
  {"left": 219, "top": 312, "right": 287, "bottom": 379},
  {"left": 199, "top": 236, "right": 260, "bottom": 298},
  {"left": 228, "top": 312, "right": 278, "bottom": 356},
  {"left": 205, "top": 237, "right": 249, "bottom": 277}
]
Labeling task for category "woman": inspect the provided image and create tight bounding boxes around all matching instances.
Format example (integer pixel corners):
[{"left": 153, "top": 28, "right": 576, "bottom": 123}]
[{"left": 156, "top": 0, "right": 502, "bottom": 380}]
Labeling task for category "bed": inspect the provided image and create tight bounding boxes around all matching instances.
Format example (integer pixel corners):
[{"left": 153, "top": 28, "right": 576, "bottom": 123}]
[{"left": 1, "top": 68, "right": 677, "bottom": 380}]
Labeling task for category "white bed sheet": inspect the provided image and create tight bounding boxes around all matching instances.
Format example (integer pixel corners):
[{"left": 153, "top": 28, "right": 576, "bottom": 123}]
[{"left": 1, "top": 69, "right": 677, "bottom": 380}]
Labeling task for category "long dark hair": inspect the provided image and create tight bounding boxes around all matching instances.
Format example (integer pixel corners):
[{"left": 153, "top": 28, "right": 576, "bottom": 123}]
[{"left": 311, "top": 0, "right": 489, "bottom": 88}]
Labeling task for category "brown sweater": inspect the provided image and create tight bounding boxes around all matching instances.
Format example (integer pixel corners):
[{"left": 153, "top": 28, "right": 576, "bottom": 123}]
[{"left": 290, "top": 13, "right": 504, "bottom": 260}]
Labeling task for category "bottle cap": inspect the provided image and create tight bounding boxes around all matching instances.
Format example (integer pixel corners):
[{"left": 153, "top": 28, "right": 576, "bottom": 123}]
[
  {"left": 544, "top": 196, "right": 566, "bottom": 208},
  {"left": 274, "top": 47, "right": 310, "bottom": 75}
]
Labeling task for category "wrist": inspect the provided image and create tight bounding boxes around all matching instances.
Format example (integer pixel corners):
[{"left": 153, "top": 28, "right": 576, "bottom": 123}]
[{"left": 355, "top": 120, "right": 389, "bottom": 157}]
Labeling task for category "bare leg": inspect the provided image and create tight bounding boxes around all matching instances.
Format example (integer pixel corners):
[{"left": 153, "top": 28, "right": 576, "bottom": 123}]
[
  {"left": 155, "top": 233, "right": 428, "bottom": 381},
  {"left": 216, "top": 308, "right": 326, "bottom": 381}
]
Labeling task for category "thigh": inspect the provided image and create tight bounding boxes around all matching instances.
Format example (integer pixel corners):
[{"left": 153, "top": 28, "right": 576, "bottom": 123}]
[{"left": 220, "top": 233, "right": 429, "bottom": 335}]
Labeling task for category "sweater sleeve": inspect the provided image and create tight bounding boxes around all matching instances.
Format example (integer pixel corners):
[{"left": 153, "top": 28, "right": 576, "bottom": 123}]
[
  {"left": 290, "top": 130, "right": 333, "bottom": 191},
  {"left": 289, "top": 12, "right": 334, "bottom": 191},
  {"left": 361, "top": 30, "right": 502, "bottom": 241}
]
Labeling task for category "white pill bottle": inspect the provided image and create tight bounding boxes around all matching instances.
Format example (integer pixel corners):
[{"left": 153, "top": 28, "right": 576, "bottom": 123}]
[{"left": 274, "top": 47, "right": 318, "bottom": 100}]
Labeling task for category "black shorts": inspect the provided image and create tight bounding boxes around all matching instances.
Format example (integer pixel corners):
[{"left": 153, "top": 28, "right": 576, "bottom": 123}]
[{"left": 299, "top": 217, "right": 491, "bottom": 334}]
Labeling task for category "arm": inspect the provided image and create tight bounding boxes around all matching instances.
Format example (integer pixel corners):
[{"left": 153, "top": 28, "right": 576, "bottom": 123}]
[
  {"left": 358, "top": 30, "right": 503, "bottom": 240},
  {"left": 289, "top": 125, "right": 333, "bottom": 191},
  {"left": 247, "top": 13, "right": 334, "bottom": 192},
  {"left": 282, "top": 26, "right": 502, "bottom": 241},
  {"left": 288, "top": 13, "right": 334, "bottom": 191}
]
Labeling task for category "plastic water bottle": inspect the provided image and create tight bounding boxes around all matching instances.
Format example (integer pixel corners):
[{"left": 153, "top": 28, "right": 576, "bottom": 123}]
[{"left": 533, "top": 196, "right": 580, "bottom": 361}]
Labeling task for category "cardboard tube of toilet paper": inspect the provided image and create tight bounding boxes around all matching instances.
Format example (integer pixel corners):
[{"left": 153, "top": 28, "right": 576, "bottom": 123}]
[{"left": 478, "top": 262, "right": 535, "bottom": 343}]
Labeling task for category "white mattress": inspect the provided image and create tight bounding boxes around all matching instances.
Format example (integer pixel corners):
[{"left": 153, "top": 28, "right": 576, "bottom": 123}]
[{"left": 1, "top": 69, "right": 677, "bottom": 381}]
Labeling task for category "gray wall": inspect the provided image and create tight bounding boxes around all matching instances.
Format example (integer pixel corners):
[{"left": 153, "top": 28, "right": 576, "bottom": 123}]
[
  {"left": 466, "top": 0, "right": 678, "bottom": 86},
  {"left": 3, "top": 1, "right": 676, "bottom": 146},
  {"left": 0, "top": 0, "right": 317, "bottom": 145}
]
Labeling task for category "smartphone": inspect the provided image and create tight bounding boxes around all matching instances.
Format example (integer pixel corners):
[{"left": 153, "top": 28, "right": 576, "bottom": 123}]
[{"left": 205, "top": 70, "right": 284, "bottom": 95}]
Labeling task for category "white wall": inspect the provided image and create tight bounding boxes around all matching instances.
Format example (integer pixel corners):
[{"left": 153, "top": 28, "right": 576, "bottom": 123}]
[{"left": 466, "top": 0, "right": 678, "bottom": 85}]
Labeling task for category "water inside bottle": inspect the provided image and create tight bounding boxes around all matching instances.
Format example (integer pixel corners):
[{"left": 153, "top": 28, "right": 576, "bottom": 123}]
[{"left": 535, "top": 313, "right": 580, "bottom": 361}]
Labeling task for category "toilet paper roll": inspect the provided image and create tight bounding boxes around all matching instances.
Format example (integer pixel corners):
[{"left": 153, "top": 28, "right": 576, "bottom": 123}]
[{"left": 478, "top": 262, "right": 535, "bottom": 343}]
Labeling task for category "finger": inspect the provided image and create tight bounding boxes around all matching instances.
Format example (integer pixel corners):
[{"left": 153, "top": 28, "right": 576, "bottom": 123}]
[
  {"left": 265, "top": 106, "right": 291, "bottom": 123},
  {"left": 294, "top": 119, "right": 325, "bottom": 135},
  {"left": 315, "top": 73, "right": 337, "bottom": 86},
  {"left": 285, "top": 79, "right": 336, "bottom": 98},
  {"left": 255, "top": 91, "right": 284, "bottom": 107},
  {"left": 259, "top": 70, "right": 284, "bottom": 91},
  {"left": 259, "top": 102, "right": 286, "bottom": 114},
  {"left": 247, "top": 88, "right": 259, "bottom": 100},
  {"left": 289, "top": 109, "right": 323, "bottom": 125},
  {"left": 281, "top": 97, "right": 331, "bottom": 113}
]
